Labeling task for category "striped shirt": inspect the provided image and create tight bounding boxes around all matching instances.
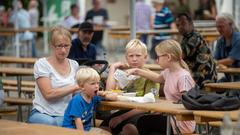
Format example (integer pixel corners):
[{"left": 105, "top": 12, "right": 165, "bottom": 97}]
[{"left": 153, "top": 6, "right": 174, "bottom": 40}]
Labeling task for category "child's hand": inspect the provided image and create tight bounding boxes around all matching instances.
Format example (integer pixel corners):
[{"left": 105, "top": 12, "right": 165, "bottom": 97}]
[
  {"left": 126, "top": 68, "right": 138, "bottom": 76},
  {"left": 97, "top": 91, "right": 113, "bottom": 96},
  {"left": 110, "top": 62, "right": 129, "bottom": 69},
  {"left": 97, "top": 91, "right": 118, "bottom": 100},
  {"left": 97, "top": 91, "right": 106, "bottom": 96}
]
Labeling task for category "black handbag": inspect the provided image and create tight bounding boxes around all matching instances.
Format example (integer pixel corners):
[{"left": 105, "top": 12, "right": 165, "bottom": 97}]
[{"left": 182, "top": 86, "right": 240, "bottom": 110}]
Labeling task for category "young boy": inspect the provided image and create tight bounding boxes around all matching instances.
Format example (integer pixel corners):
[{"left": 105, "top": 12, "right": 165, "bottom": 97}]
[
  {"left": 101, "top": 39, "right": 160, "bottom": 135},
  {"left": 62, "top": 67, "right": 117, "bottom": 134}
]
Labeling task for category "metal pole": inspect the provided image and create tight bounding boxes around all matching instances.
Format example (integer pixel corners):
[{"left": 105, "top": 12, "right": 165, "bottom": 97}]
[
  {"left": 42, "top": 0, "right": 48, "bottom": 55},
  {"left": 130, "top": 0, "right": 136, "bottom": 39},
  {"left": 13, "top": 0, "right": 20, "bottom": 57}
]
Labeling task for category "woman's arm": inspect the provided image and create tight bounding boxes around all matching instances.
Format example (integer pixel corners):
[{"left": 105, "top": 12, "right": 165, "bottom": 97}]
[
  {"left": 127, "top": 68, "right": 164, "bottom": 83},
  {"left": 75, "top": 118, "right": 84, "bottom": 131},
  {"left": 36, "top": 77, "right": 79, "bottom": 101}
]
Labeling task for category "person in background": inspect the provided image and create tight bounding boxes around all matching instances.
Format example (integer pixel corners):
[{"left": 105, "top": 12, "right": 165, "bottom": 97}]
[
  {"left": 0, "top": 5, "right": 8, "bottom": 27},
  {"left": 9, "top": 0, "right": 35, "bottom": 57},
  {"left": 28, "top": 26, "right": 79, "bottom": 126},
  {"left": 62, "top": 4, "right": 83, "bottom": 29},
  {"left": 28, "top": 0, "right": 39, "bottom": 28},
  {"left": 194, "top": 0, "right": 217, "bottom": 20},
  {"left": 215, "top": 13, "right": 240, "bottom": 82},
  {"left": 62, "top": 67, "right": 116, "bottom": 134},
  {"left": 173, "top": 0, "right": 191, "bottom": 17},
  {"left": 126, "top": 39, "right": 196, "bottom": 135},
  {"left": 85, "top": 0, "right": 108, "bottom": 58},
  {"left": 28, "top": 0, "right": 39, "bottom": 57},
  {"left": 0, "top": 5, "right": 8, "bottom": 55},
  {"left": 135, "top": 0, "right": 154, "bottom": 44},
  {"left": 175, "top": 13, "right": 217, "bottom": 88},
  {"left": 100, "top": 39, "right": 159, "bottom": 135},
  {"left": 150, "top": 0, "right": 174, "bottom": 59},
  {"left": 68, "top": 22, "right": 97, "bottom": 61}
]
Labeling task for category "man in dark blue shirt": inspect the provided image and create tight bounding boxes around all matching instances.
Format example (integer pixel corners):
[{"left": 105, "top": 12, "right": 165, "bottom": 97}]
[
  {"left": 68, "top": 22, "right": 97, "bottom": 61},
  {"left": 85, "top": 0, "right": 109, "bottom": 57}
]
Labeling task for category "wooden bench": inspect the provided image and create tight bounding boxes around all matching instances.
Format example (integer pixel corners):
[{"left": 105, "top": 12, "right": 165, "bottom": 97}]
[
  {"left": 4, "top": 97, "right": 33, "bottom": 106},
  {"left": 3, "top": 86, "right": 34, "bottom": 93},
  {"left": 4, "top": 97, "right": 33, "bottom": 121},
  {"left": 2, "top": 80, "right": 35, "bottom": 97},
  {"left": 2, "top": 79, "right": 35, "bottom": 87},
  {"left": 0, "top": 106, "right": 17, "bottom": 118}
]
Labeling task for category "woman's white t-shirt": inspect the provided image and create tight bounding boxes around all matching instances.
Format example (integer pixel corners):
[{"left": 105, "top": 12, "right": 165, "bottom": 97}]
[{"left": 33, "top": 58, "right": 79, "bottom": 116}]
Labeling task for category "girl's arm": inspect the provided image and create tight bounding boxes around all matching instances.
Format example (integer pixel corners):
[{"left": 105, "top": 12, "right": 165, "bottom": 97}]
[
  {"left": 127, "top": 68, "right": 164, "bottom": 83},
  {"left": 36, "top": 77, "right": 79, "bottom": 101},
  {"left": 75, "top": 118, "right": 84, "bottom": 131}
]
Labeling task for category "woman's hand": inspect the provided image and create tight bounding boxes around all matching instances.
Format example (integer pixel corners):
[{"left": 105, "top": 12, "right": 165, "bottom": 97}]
[{"left": 109, "top": 116, "right": 123, "bottom": 128}]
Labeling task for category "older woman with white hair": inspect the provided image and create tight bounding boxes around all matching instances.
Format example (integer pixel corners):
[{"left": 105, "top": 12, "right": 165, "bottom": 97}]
[
  {"left": 28, "top": 26, "right": 79, "bottom": 126},
  {"left": 215, "top": 13, "right": 240, "bottom": 82}
]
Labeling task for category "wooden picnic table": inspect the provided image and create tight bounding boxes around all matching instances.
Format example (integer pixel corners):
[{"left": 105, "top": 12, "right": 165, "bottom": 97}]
[
  {"left": 100, "top": 99, "right": 193, "bottom": 121},
  {"left": 217, "top": 67, "right": 240, "bottom": 74},
  {"left": 204, "top": 82, "right": 240, "bottom": 92},
  {"left": 194, "top": 110, "right": 240, "bottom": 123},
  {"left": 0, "top": 119, "right": 103, "bottom": 135},
  {"left": 0, "top": 56, "right": 37, "bottom": 65},
  {"left": 108, "top": 29, "right": 219, "bottom": 42},
  {"left": 99, "top": 99, "right": 193, "bottom": 135},
  {"left": 217, "top": 67, "right": 240, "bottom": 81},
  {"left": 0, "top": 26, "right": 104, "bottom": 33}
]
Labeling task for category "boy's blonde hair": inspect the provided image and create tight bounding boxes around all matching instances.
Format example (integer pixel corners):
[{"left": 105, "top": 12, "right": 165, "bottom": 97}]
[
  {"left": 125, "top": 39, "right": 148, "bottom": 55},
  {"left": 49, "top": 25, "right": 71, "bottom": 45},
  {"left": 155, "top": 39, "right": 190, "bottom": 71},
  {"left": 76, "top": 67, "right": 100, "bottom": 86}
]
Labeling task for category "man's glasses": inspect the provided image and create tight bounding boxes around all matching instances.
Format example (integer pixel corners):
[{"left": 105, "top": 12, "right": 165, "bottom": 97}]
[{"left": 54, "top": 44, "right": 71, "bottom": 49}]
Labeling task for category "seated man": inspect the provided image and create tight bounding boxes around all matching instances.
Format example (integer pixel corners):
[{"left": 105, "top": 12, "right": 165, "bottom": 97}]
[
  {"left": 68, "top": 22, "right": 97, "bottom": 61},
  {"left": 215, "top": 13, "right": 240, "bottom": 82},
  {"left": 175, "top": 13, "right": 217, "bottom": 88}
]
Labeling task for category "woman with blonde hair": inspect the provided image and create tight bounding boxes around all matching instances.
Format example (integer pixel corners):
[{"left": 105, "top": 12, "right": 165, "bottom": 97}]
[
  {"left": 28, "top": 26, "right": 80, "bottom": 126},
  {"left": 126, "top": 39, "right": 196, "bottom": 135}
]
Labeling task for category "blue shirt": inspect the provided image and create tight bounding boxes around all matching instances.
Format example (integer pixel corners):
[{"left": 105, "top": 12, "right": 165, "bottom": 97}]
[
  {"left": 154, "top": 6, "right": 174, "bottom": 40},
  {"left": 214, "top": 31, "right": 240, "bottom": 68},
  {"left": 68, "top": 38, "right": 97, "bottom": 61},
  {"left": 62, "top": 93, "right": 102, "bottom": 131}
]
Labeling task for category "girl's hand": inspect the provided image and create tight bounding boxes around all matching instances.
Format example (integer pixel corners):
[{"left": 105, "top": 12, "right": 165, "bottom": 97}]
[{"left": 109, "top": 116, "right": 123, "bottom": 128}]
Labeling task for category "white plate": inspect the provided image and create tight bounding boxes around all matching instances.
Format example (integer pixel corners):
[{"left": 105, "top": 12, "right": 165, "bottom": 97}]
[{"left": 122, "top": 92, "right": 136, "bottom": 97}]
